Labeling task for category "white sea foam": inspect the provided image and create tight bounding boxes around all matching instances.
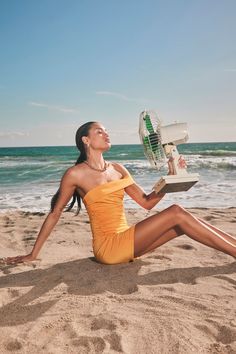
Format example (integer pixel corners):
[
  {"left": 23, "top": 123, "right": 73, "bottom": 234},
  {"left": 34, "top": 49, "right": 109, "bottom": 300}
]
[
  {"left": 0, "top": 169, "right": 235, "bottom": 213},
  {"left": 0, "top": 144, "right": 235, "bottom": 211}
]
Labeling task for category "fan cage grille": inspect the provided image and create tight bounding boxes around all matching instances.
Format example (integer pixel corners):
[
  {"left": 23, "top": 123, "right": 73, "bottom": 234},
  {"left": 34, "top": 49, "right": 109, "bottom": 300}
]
[{"left": 141, "top": 112, "right": 166, "bottom": 166}]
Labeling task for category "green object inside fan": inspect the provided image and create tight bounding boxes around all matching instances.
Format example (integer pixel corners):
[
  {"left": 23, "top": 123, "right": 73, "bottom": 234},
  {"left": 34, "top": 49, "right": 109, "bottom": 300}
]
[
  {"left": 143, "top": 114, "right": 159, "bottom": 153},
  {"left": 144, "top": 114, "right": 154, "bottom": 133}
]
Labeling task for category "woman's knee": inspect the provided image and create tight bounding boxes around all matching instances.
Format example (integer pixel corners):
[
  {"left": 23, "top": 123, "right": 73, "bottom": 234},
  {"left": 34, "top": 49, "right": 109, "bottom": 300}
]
[{"left": 169, "top": 204, "right": 187, "bottom": 219}]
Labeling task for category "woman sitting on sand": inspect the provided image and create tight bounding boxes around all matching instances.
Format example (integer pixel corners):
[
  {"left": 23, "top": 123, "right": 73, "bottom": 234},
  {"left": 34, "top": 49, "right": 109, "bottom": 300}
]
[{"left": 4, "top": 121, "right": 236, "bottom": 265}]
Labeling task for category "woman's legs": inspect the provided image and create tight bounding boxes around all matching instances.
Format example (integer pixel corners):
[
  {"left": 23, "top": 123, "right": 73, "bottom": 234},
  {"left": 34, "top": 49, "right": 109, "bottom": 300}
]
[
  {"left": 141, "top": 216, "right": 236, "bottom": 255},
  {"left": 197, "top": 217, "right": 236, "bottom": 244},
  {"left": 134, "top": 204, "right": 236, "bottom": 258}
]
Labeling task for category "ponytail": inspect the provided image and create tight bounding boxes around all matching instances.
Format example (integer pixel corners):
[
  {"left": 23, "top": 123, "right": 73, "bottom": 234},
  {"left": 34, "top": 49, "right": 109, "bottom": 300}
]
[{"left": 50, "top": 121, "right": 96, "bottom": 215}]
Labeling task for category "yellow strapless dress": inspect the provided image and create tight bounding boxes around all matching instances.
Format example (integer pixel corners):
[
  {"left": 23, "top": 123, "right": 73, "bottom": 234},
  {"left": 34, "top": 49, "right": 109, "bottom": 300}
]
[{"left": 83, "top": 174, "right": 136, "bottom": 264}]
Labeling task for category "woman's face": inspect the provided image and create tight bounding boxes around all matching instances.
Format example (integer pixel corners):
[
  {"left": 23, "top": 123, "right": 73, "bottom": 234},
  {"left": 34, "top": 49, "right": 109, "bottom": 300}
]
[{"left": 86, "top": 122, "right": 111, "bottom": 151}]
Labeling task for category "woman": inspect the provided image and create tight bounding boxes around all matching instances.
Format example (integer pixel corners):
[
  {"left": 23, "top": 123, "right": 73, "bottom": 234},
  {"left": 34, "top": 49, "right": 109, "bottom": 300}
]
[{"left": 3, "top": 121, "right": 236, "bottom": 265}]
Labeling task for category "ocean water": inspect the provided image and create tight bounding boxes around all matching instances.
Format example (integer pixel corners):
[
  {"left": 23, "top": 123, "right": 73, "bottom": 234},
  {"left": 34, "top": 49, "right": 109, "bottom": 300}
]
[{"left": 0, "top": 142, "right": 235, "bottom": 212}]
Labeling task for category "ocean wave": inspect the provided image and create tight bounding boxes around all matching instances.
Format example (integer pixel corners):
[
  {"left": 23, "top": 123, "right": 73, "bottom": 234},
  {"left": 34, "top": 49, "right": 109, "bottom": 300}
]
[
  {"left": 1, "top": 176, "right": 235, "bottom": 212},
  {"left": 184, "top": 150, "right": 236, "bottom": 157},
  {"left": 0, "top": 158, "right": 73, "bottom": 168},
  {"left": 1, "top": 158, "right": 235, "bottom": 181},
  {"left": 121, "top": 158, "right": 236, "bottom": 171},
  {"left": 186, "top": 156, "right": 236, "bottom": 170}
]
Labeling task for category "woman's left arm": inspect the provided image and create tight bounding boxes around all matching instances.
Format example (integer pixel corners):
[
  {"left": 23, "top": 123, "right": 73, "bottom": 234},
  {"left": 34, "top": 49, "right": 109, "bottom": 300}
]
[
  {"left": 125, "top": 183, "right": 165, "bottom": 210},
  {"left": 112, "top": 162, "right": 165, "bottom": 210}
]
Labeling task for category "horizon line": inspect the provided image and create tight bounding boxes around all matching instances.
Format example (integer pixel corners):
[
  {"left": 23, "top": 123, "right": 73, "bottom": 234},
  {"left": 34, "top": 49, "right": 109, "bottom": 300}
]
[{"left": 0, "top": 141, "right": 236, "bottom": 149}]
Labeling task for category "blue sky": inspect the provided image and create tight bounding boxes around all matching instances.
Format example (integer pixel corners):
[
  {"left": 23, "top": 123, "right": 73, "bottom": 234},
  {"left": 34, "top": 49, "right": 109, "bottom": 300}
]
[{"left": 0, "top": 0, "right": 235, "bottom": 147}]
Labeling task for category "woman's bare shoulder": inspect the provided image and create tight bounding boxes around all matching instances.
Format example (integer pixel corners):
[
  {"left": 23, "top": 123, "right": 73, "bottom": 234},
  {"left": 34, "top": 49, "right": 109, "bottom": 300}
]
[
  {"left": 68, "top": 163, "right": 85, "bottom": 172},
  {"left": 62, "top": 163, "right": 86, "bottom": 181},
  {"left": 110, "top": 162, "right": 130, "bottom": 177}
]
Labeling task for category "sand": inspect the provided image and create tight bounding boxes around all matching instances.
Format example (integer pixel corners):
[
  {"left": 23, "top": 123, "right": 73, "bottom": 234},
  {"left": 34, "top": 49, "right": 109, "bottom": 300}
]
[{"left": 0, "top": 207, "right": 236, "bottom": 354}]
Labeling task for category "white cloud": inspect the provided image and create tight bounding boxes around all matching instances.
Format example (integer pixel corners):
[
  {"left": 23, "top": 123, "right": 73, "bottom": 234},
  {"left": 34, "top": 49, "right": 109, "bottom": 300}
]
[
  {"left": 29, "top": 101, "right": 79, "bottom": 114},
  {"left": 96, "top": 91, "right": 149, "bottom": 104},
  {"left": 0, "top": 131, "right": 29, "bottom": 140}
]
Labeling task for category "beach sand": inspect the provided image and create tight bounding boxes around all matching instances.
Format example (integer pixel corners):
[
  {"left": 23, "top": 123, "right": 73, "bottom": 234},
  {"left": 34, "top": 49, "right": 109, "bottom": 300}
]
[{"left": 0, "top": 207, "right": 236, "bottom": 354}]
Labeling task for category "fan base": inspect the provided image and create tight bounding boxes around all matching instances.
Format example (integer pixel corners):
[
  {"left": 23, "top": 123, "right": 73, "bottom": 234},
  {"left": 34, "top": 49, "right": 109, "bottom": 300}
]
[{"left": 153, "top": 174, "right": 199, "bottom": 194}]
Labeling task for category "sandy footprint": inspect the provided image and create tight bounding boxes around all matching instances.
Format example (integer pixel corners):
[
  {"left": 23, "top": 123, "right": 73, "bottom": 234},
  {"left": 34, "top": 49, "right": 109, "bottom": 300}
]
[
  {"left": 104, "top": 333, "right": 123, "bottom": 353},
  {"left": 4, "top": 339, "right": 23, "bottom": 352},
  {"left": 91, "top": 317, "right": 117, "bottom": 331},
  {"left": 90, "top": 316, "right": 126, "bottom": 352},
  {"left": 207, "top": 342, "right": 235, "bottom": 354},
  {"left": 8, "top": 288, "right": 20, "bottom": 298},
  {"left": 3, "top": 216, "right": 15, "bottom": 228},
  {"left": 209, "top": 322, "right": 236, "bottom": 345},
  {"left": 194, "top": 319, "right": 236, "bottom": 352},
  {"left": 71, "top": 336, "right": 106, "bottom": 353}
]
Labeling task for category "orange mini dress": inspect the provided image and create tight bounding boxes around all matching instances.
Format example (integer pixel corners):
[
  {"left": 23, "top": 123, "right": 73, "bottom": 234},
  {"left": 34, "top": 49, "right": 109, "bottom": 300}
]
[{"left": 83, "top": 174, "right": 136, "bottom": 265}]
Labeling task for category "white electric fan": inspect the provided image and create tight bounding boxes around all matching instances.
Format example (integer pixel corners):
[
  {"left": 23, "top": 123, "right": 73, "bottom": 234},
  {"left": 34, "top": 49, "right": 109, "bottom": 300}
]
[{"left": 139, "top": 110, "right": 199, "bottom": 194}]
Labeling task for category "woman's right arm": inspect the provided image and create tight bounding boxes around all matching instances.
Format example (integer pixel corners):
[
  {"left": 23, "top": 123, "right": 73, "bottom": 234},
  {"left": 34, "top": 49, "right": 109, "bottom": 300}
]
[{"left": 3, "top": 168, "right": 77, "bottom": 265}]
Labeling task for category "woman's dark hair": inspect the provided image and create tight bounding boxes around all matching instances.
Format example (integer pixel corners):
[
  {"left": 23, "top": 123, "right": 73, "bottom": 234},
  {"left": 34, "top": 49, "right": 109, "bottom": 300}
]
[{"left": 50, "top": 121, "right": 96, "bottom": 215}]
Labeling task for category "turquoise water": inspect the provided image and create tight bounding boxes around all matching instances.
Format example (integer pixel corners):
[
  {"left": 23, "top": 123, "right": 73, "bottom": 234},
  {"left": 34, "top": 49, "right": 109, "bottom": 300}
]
[{"left": 0, "top": 142, "right": 236, "bottom": 211}]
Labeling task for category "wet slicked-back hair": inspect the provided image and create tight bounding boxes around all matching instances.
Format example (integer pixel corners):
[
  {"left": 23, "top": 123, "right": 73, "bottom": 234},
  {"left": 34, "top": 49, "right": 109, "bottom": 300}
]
[{"left": 50, "top": 121, "right": 96, "bottom": 214}]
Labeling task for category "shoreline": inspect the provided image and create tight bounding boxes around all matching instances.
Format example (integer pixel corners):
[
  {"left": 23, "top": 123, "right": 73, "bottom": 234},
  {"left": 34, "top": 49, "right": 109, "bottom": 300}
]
[{"left": 1, "top": 205, "right": 236, "bottom": 213}]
